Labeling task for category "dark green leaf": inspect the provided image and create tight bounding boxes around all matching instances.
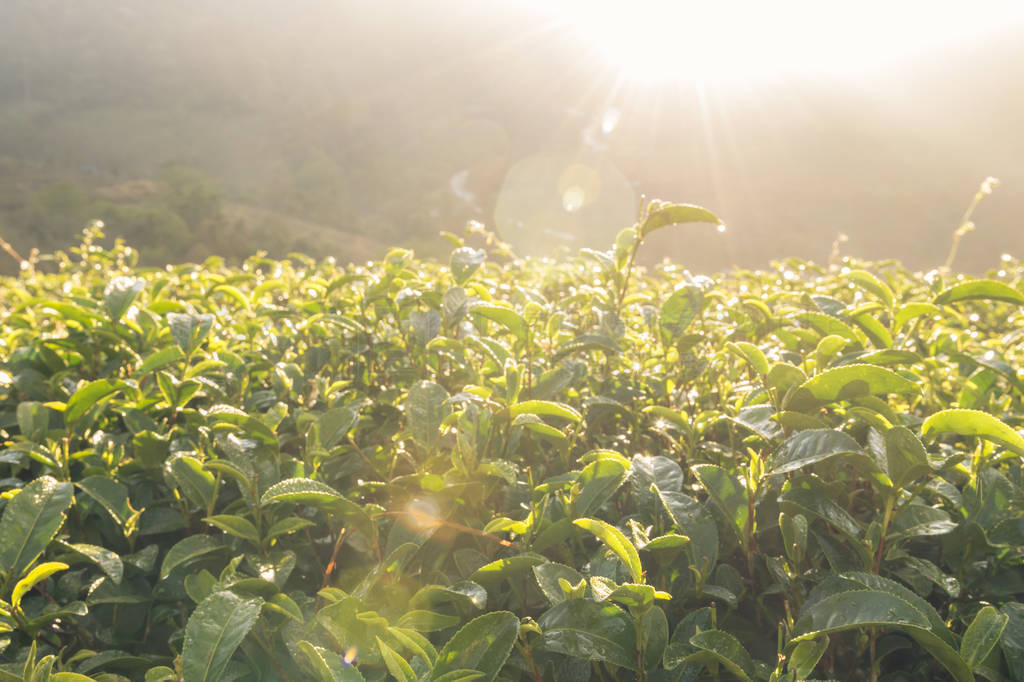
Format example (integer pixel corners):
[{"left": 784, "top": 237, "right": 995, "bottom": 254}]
[
  {"left": 181, "top": 591, "right": 263, "bottom": 682},
  {"left": 655, "top": 489, "right": 718, "bottom": 579},
  {"left": 885, "top": 426, "right": 930, "bottom": 488},
  {"left": 537, "top": 600, "right": 637, "bottom": 671},
  {"left": 203, "top": 515, "right": 260, "bottom": 544},
  {"left": 573, "top": 459, "right": 627, "bottom": 518},
  {"left": 961, "top": 606, "right": 1008, "bottom": 668},
  {"left": 430, "top": 611, "right": 518, "bottom": 682},
  {"left": 0, "top": 476, "right": 74, "bottom": 577},
  {"left": 60, "top": 542, "right": 124, "bottom": 585},
  {"left": 76, "top": 475, "right": 134, "bottom": 528},
  {"left": 788, "top": 636, "right": 829, "bottom": 679},
  {"left": 1000, "top": 603, "right": 1024, "bottom": 681},
  {"left": 686, "top": 629, "right": 757, "bottom": 681},
  {"left": 691, "top": 464, "right": 749, "bottom": 548},
  {"left": 793, "top": 589, "right": 930, "bottom": 638},
  {"left": 641, "top": 605, "right": 669, "bottom": 671},
  {"left": 166, "top": 454, "right": 216, "bottom": 510},
  {"left": 767, "top": 429, "right": 863, "bottom": 475},
  {"left": 16, "top": 401, "right": 49, "bottom": 443}
]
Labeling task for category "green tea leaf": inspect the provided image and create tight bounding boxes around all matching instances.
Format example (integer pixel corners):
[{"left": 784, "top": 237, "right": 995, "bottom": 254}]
[
  {"left": 934, "top": 279, "right": 1024, "bottom": 306},
  {"left": 641, "top": 605, "right": 669, "bottom": 670},
  {"left": 787, "top": 636, "right": 829, "bottom": 679},
  {"left": 429, "top": 611, "right": 518, "bottom": 682},
  {"left": 16, "top": 401, "right": 50, "bottom": 443},
  {"left": 203, "top": 515, "right": 260, "bottom": 544},
  {"left": 961, "top": 606, "right": 1008, "bottom": 668},
  {"left": 104, "top": 277, "right": 145, "bottom": 322},
  {"left": 793, "top": 589, "right": 930, "bottom": 638},
  {"left": 168, "top": 312, "right": 214, "bottom": 355},
  {"left": 533, "top": 562, "right": 586, "bottom": 606},
  {"left": 260, "top": 478, "right": 344, "bottom": 508},
  {"left": 639, "top": 201, "right": 721, "bottom": 239},
  {"left": 780, "top": 483, "right": 863, "bottom": 541},
  {"left": 1000, "top": 604, "right": 1024, "bottom": 681},
  {"left": 686, "top": 629, "right": 757, "bottom": 682},
  {"left": 396, "top": 610, "right": 461, "bottom": 632},
  {"left": 76, "top": 476, "right": 134, "bottom": 528},
  {"left": 65, "top": 379, "right": 125, "bottom": 426},
  {"left": 0, "top": 476, "right": 74, "bottom": 577},
  {"left": 296, "top": 641, "right": 366, "bottom": 682},
  {"left": 537, "top": 600, "right": 637, "bottom": 671},
  {"left": 885, "top": 426, "right": 931, "bottom": 489},
  {"left": 181, "top": 591, "right": 263, "bottom": 682},
  {"left": 798, "top": 364, "right": 919, "bottom": 402},
  {"left": 573, "top": 459, "right": 627, "bottom": 518},
  {"left": 922, "top": 408, "right": 1024, "bottom": 456},
  {"left": 509, "top": 400, "right": 581, "bottom": 423},
  {"left": 11, "top": 561, "right": 68, "bottom": 610},
  {"left": 450, "top": 247, "right": 485, "bottom": 285},
  {"left": 378, "top": 636, "right": 416, "bottom": 682},
  {"left": 137, "top": 345, "right": 186, "bottom": 376},
  {"left": 574, "top": 517, "right": 643, "bottom": 583},
  {"left": 166, "top": 453, "right": 217, "bottom": 510},
  {"left": 840, "top": 270, "right": 894, "bottom": 307},
  {"left": 727, "top": 341, "right": 770, "bottom": 376},
  {"left": 655, "top": 489, "right": 718, "bottom": 580},
  {"left": 691, "top": 464, "right": 749, "bottom": 548},
  {"left": 767, "top": 429, "right": 863, "bottom": 475},
  {"left": 660, "top": 285, "right": 703, "bottom": 343},
  {"left": 470, "top": 304, "right": 528, "bottom": 344},
  {"left": 470, "top": 555, "right": 547, "bottom": 586},
  {"left": 405, "top": 380, "right": 450, "bottom": 450},
  {"left": 60, "top": 542, "right": 123, "bottom": 584},
  {"left": 159, "top": 535, "right": 224, "bottom": 580}
]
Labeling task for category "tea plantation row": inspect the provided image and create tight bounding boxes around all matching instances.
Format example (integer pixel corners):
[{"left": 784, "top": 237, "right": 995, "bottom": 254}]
[{"left": 1, "top": 205, "right": 1024, "bottom": 681}]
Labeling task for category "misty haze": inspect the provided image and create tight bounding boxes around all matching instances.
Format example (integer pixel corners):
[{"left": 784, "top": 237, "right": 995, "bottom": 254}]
[{"left": 1, "top": 0, "right": 1022, "bottom": 272}]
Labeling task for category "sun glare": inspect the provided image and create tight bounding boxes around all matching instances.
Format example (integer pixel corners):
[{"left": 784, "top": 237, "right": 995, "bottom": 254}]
[{"left": 537, "top": 0, "right": 1024, "bottom": 85}]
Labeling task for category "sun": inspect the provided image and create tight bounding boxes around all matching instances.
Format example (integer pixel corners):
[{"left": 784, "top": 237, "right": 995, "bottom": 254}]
[{"left": 534, "top": 0, "right": 1024, "bottom": 86}]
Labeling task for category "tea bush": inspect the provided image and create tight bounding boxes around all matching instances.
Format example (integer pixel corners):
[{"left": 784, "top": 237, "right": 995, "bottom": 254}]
[{"left": 1, "top": 205, "right": 1023, "bottom": 681}]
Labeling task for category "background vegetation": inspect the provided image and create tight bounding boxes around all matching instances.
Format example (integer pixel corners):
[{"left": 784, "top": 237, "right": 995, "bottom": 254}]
[{"left": 1, "top": 210, "right": 1023, "bottom": 680}]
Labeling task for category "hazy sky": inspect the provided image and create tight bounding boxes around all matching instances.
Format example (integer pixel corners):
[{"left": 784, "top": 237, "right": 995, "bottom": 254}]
[{"left": 2, "top": 0, "right": 1023, "bottom": 272}]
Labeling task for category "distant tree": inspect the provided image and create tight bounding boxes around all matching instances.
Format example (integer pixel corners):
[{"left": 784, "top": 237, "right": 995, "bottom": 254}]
[
  {"left": 24, "top": 180, "right": 93, "bottom": 246},
  {"left": 157, "top": 164, "right": 225, "bottom": 230}
]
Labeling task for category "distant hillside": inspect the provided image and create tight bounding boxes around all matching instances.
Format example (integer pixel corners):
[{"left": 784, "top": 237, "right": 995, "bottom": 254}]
[{"left": 0, "top": 0, "right": 1021, "bottom": 272}]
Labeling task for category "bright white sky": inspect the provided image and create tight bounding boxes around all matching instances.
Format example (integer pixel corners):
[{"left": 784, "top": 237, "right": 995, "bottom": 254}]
[{"left": 528, "top": 0, "right": 1024, "bottom": 84}]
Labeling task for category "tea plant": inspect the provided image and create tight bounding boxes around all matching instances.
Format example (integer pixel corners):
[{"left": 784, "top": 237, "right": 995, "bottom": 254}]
[{"left": 0, "top": 209, "right": 1023, "bottom": 681}]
